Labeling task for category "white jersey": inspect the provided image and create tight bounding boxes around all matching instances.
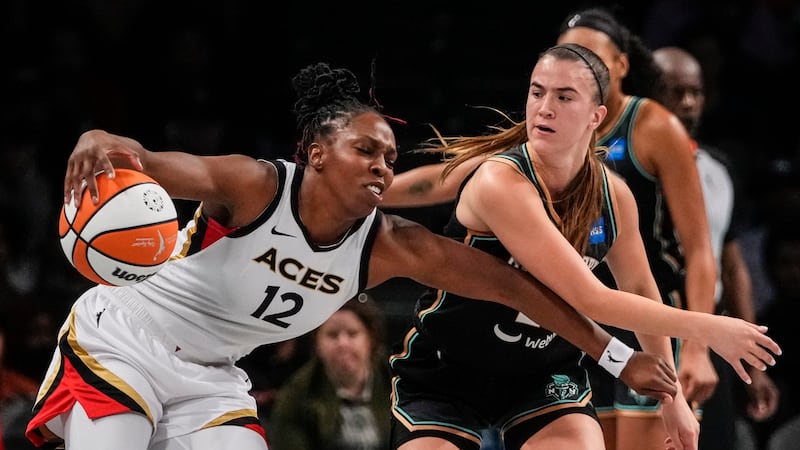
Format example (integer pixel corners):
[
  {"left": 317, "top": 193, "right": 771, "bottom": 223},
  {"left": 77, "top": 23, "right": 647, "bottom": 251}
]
[
  {"left": 696, "top": 147, "right": 734, "bottom": 304},
  {"left": 110, "top": 159, "right": 380, "bottom": 364}
]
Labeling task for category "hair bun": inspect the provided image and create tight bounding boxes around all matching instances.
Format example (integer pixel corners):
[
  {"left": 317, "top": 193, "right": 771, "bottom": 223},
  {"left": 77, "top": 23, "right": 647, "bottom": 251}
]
[{"left": 292, "top": 62, "right": 360, "bottom": 119}]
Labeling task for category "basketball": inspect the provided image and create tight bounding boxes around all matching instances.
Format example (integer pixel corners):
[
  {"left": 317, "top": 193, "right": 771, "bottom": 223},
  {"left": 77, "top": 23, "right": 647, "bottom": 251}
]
[{"left": 59, "top": 169, "right": 179, "bottom": 286}]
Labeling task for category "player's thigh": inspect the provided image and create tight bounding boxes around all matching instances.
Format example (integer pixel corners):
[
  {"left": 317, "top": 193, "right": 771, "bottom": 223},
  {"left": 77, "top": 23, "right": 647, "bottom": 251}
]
[
  {"left": 150, "top": 425, "right": 268, "bottom": 450},
  {"left": 520, "top": 413, "right": 605, "bottom": 450},
  {"left": 397, "top": 437, "right": 463, "bottom": 450},
  {"left": 61, "top": 403, "right": 152, "bottom": 450}
]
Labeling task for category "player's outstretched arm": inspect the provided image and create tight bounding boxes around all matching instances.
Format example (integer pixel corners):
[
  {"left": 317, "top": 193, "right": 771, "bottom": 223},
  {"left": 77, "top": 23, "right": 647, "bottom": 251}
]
[{"left": 369, "top": 213, "right": 679, "bottom": 399}]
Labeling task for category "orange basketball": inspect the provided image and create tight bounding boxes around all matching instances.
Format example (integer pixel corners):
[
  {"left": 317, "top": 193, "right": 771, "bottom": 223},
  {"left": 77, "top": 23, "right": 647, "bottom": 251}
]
[{"left": 59, "top": 169, "right": 179, "bottom": 286}]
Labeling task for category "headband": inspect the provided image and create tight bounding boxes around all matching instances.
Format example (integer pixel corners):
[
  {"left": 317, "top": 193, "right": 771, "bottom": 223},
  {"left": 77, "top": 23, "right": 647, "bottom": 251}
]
[{"left": 553, "top": 44, "right": 605, "bottom": 106}]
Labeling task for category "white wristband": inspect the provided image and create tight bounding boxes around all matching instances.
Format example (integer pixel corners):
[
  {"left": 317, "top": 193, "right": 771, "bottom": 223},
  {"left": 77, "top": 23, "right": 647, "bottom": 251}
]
[{"left": 598, "top": 337, "right": 635, "bottom": 378}]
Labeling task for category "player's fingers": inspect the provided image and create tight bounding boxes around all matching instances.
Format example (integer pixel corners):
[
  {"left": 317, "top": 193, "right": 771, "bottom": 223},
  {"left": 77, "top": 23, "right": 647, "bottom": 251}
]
[
  {"left": 663, "top": 376, "right": 678, "bottom": 397},
  {"left": 751, "top": 325, "right": 782, "bottom": 356},
  {"left": 95, "top": 155, "right": 117, "bottom": 180},
  {"left": 646, "top": 379, "right": 676, "bottom": 398},
  {"left": 64, "top": 180, "right": 77, "bottom": 207},
  {"left": 108, "top": 149, "right": 143, "bottom": 171},
  {"left": 655, "top": 369, "right": 678, "bottom": 397},
  {"left": 729, "top": 360, "right": 752, "bottom": 385},
  {"left": 662, "top": 358, "right": 678, "bottom": 382},
  {"left": 637, "top": 389, "right": 673, "bottom": 403},
  {"left": 65, "top": 173, "right": 87, "bottom": 208},
  {"left": 84, "top": 173, "right": 101, "bottom": 205},
  {"left": 64, "top": 159, "right": 85, "bottom": 206},
  {"left": 740, "top": 349, "right": 773, "bottom": 373}
]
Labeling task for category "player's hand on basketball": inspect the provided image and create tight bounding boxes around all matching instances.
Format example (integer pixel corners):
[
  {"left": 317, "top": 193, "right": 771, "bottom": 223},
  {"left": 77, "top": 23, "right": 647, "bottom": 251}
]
[
  {"left": 619, "top": 351, "right": 677, "bottom": 403},
  {"left": 705, "top": 316, "right": 781, "bottom": 385},
  {"left": 65, "top": 130, "right": 144, "bottom": 206}
]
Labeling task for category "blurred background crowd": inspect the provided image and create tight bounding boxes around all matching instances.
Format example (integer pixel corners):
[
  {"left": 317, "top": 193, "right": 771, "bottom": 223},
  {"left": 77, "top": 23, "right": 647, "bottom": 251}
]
[{"left": 1, "top": 1, "right": 799, "bottom": 449}]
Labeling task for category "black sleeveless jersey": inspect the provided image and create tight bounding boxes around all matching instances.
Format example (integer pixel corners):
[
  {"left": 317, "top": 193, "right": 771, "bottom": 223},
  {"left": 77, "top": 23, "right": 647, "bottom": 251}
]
[
  {"left": 597, "top": 96, "right": 685, "bottom": 297},
  {"left": 410, "top": 143, "right": 618, "bottom": 374}
]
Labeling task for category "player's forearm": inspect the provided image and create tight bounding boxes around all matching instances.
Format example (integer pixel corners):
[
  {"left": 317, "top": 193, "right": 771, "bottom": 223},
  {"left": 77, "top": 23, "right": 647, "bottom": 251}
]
[
  {"left": 721, "top": 241, "right": 756, "bottom": 322},
  {"left": 478, "top": 267, "right": 610, "bottom": 360},
  {"left": 637, "top": 333, "right": 677, "bottom": 371},
  {"left": 683, "top": 252, "right": 717, "bottom": 315}
]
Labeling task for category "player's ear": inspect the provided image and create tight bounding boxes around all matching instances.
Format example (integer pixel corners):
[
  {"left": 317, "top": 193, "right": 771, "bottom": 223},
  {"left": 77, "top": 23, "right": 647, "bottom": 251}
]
[
  {"left": 591, "top": 105, "right": 608, "bottom": 129},
  {"left": 308, "top": 142, "right": 324, "bottom": 170},
  {"left": 617, "top": 53, "right": 629, "bottom": 80}
]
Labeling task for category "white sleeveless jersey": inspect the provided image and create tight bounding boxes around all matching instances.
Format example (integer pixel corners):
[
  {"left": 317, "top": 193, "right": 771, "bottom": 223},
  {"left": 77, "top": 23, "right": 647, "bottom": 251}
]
[{"left": 109, "top": 159, "right": 380, "bottom": 364}]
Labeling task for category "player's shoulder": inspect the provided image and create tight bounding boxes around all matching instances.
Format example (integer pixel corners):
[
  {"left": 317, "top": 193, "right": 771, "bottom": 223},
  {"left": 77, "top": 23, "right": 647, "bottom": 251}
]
[
  {"left": 632, "top": 99, "right": 692, "bottom": 162},
  {"left": 378, "top": 210, "right": 425, "bottom": 236},
  {"left": 604, "top": 166, "right": 634, "bottom": 198},
  {"left": 635, "top": 98, "right": 685, "bottom": 133},
  {"left": 371, "top": 210, "right": 438, "bottom": 271},
  {"left": 604, "top": 164, "right": 627, "bottom": 185}
]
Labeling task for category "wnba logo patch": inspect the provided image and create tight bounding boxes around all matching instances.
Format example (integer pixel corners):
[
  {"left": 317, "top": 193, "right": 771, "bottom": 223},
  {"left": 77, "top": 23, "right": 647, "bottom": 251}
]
[{"left": 605, "top": 138, "right": 627, "bottom": 161}]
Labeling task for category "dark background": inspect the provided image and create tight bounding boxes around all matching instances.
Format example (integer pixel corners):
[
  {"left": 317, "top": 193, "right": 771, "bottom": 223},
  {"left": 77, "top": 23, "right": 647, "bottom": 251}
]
[
  {"left": 2, "top": 0, "right": 799, "bottom": 348},
  {"left": 4, "top": 0, "right": 799, "bottom": 181},
  {"left": 1, "top": 5, "right": 800, "bottom": 447}
]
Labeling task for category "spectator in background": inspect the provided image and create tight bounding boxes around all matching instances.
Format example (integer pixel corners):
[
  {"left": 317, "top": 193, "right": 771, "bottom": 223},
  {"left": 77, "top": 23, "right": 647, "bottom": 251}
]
[
  {"left": 749, "top": 183, "right": 800, "bottom": 450},
  {"left": 653, "top": 45, "right": 779, "bottom": 450},
  {"left": 236, "top": 337, "right": 311, "bottom": 428},
  {"left": 0, "top": 220, "right": 14, "bottom": 308},
  {"left": 0, "top": 121, "right": 54, "bottom": 297},
  {"left": 738, "top": 156, "right": 800, "bottom": 318},
  {"left": 1, "top": 313, "right": 39, "bottom": 450},
  {"left": 0, "top": 121, "right": 93, "bottom": 317},
  {"left": 268, "top": 294, "right": 391, "bottom": 450}
]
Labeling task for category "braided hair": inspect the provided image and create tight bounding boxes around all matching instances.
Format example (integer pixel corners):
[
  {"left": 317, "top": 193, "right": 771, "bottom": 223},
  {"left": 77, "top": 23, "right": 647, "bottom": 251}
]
[{"left": 291, "top": 62, "right": 377, "bottom": 165}]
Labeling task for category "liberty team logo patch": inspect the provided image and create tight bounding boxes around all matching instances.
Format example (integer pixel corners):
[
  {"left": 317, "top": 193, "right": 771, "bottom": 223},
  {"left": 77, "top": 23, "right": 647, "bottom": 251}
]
[{"left": 546, "top": 374, "right": 579, "bottom": 401}]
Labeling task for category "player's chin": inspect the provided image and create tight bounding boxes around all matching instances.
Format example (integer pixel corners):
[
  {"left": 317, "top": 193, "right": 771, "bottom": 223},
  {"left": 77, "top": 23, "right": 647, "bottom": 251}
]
[{"left": 358, "top": 191, "right": 383, "bottom": 212}]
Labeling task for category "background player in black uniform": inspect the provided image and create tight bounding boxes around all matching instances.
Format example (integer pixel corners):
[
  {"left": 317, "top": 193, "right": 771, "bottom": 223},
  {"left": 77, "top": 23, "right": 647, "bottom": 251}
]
[{"left": 556, "top": 8, "right": 718, "bottom": 449}]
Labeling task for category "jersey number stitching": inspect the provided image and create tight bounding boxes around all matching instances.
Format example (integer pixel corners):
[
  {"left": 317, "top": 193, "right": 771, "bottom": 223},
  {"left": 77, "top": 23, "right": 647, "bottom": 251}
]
[{"left": 250, "top": 285, "right": 303, "bottom": 328}]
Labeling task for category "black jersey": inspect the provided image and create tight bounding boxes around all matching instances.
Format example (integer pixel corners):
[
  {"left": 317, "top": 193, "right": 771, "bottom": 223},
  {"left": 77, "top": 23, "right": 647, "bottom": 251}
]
[
  {"left": 597, "top": 96, "right": 685, "bottom": 297},
  {"left": 409, "top": 143, "right": 618, "bottom": 374}
]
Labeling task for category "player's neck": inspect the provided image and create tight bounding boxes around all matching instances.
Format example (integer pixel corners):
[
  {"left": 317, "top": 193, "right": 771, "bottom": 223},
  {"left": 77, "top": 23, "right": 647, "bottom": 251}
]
[{"left": 598, "top": 94, "right": 629, "bottom": 137}]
